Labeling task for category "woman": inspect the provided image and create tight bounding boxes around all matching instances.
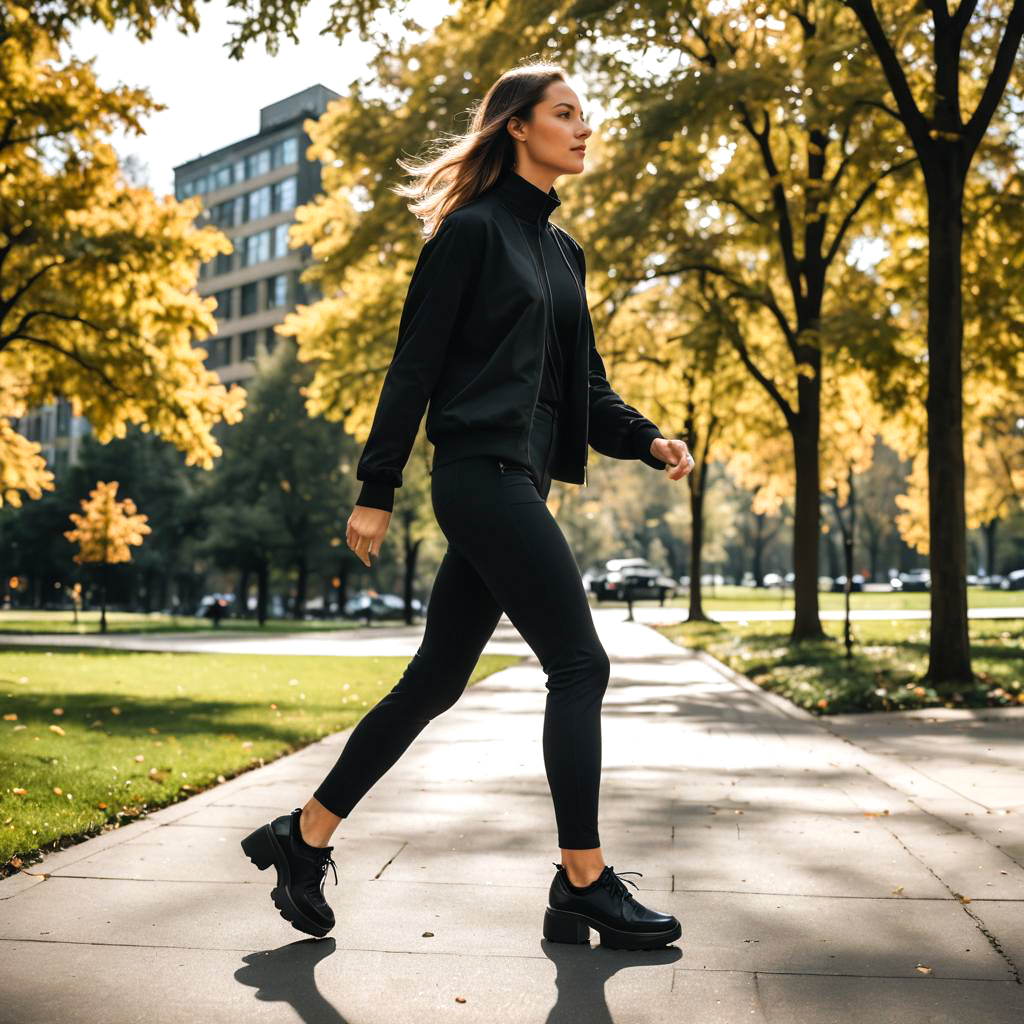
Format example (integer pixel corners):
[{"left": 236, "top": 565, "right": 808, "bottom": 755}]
[{"left": 242, "top": 61, "right": 695, "bottom": 950}]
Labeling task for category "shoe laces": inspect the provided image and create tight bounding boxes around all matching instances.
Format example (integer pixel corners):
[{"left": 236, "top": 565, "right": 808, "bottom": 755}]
[
  {"left": 305, "top": 848, "right": 338, "bottom": 898},
  {"left": 604, "top": 866, "right": 643, "bottom": 902},
  {"left": 554, "top": 863, "right": 643, "bottom": 900}
]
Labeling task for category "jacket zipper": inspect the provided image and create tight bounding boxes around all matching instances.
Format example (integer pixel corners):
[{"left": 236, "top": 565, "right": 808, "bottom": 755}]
[
  {"left": 550, "top": 227, "right": 589, "bottom": 488},
  {"left": 514, "top": 217, "right": 550, "bottom": 468}
]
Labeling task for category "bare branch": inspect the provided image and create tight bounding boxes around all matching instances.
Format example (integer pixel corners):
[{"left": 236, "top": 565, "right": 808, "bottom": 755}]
[
  {"left": 964, "top": 0, "right": 1024, "bottom": 151},
  {"left": 824, "top": 156, "right": 918, "bottom": 266},
  {"left": 845, "top": 0, "right": 932, "bottom": 152}
]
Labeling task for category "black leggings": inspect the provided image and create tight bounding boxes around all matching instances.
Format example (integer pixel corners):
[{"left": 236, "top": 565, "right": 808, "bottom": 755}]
[{"left": 313, "top": 401, "right": 610, "bottom": 849}]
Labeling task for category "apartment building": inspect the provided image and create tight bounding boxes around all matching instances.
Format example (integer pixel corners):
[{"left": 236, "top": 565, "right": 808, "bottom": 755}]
[{"left": 173, "top": 83, "right": 339, "bottom": 386}]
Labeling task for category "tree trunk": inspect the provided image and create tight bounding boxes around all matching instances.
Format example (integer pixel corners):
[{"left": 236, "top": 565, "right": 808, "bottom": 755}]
[
  {"left": 791, "top": 404, "right": 825, "bottom": 641},
  {"left": 256, "top": 560, "right": 269, "bottom": 627},
  {"left": 293, "top": 557, "right": 307, "bottom": 620},
  {"left": 401, "top": 509, "right": 421, "bottom": 625},
  {"left": 981, "top": 519, "right": 997, "bottom": 578},
  {"left": 236, "top": 568, "right": 250, "bottom": 620},
  {"left": 924, "top": 163, "right": 972, "bottom": 684},
  {"left": 687, "top": 455, "right": 711, "bottom": 621}
]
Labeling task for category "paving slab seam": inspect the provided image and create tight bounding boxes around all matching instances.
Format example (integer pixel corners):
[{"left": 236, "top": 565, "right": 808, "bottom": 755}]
[
  {"left": 838, "top": 781, "right": 1023, "bottom": 985},
  {"left": 0, "top": 935, "right": 589, "bottom": 962},
  {"left": 673, "top": 966, "right": 1020, "bottom": 984},
  {"left": 694, "top": 644, "right": 1020, "bottom": 853},
  {"left": 839, "top": 758, "right": 1024, "bottom": 870}
]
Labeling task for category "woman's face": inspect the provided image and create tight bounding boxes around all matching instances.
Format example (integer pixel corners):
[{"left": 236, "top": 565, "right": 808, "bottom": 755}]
[{"left": 510, "top": 81, "right": 592, "bottom": 174}]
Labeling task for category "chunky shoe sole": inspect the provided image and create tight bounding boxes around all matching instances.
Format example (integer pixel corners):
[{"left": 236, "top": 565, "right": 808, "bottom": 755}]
[
  {"left": 543, "top": 906, "right": 682, "bottom": 951},
  {"left": 241, "top": 823, "right": 332, "bottom": 938}
]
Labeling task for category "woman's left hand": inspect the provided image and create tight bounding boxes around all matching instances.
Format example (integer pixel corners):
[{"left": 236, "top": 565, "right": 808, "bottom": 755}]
[{"left": 650, "top": 438, "right": 695, "bottom": 480}]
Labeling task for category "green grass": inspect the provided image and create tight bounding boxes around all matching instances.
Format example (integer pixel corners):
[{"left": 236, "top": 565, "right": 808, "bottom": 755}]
[
  {"left": 610, "top": 584, "right": 1024, "bottom": 613},
  {"left": 654, "top": 616, "right": 1024, "bottom": 715},
  {"left": 0, "top": 611, "right": 380, "bottom": 635},
  {"left": 0, "top": 647, "right": 519, "bottom": 871}
]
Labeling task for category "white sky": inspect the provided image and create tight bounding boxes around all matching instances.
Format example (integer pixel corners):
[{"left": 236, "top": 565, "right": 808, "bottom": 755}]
[{"left": 62, "top": 0, "right": 446, "bottom": 198}]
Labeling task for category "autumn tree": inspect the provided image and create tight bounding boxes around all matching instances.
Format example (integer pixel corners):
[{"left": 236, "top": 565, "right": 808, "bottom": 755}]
[
  {"left": 0, "top": 11, "right": 245, "bottom": 506},
  {"left": 64, "top": 480, "right": 151, "bottom": 632},
  {"left": 841, "top": 0, "right": 1024, "bottom": 682}
]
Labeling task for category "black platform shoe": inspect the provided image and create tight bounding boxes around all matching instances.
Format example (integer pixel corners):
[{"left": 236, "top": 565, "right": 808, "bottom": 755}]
[
  {"left": 240, "top": 807, "right": 338, "bottom": 938},
  {"left": 544, "top": 862, "right": 682, "bottom": 951}
]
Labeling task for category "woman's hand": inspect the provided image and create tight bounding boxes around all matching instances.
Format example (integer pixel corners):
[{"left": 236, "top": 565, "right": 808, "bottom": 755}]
[
  {"left": 650, "top": 438, "right": 696, "bottom": 481},
  {"left": 347, "top": 505, "right": 392, "bottom": 567}
]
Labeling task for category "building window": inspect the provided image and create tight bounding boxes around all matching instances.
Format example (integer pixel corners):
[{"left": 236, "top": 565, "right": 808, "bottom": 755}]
[
  {"left": 248, "top": 185, "right": 272, "bottom": 221},
  {"left": 267, "top": 274, "right": 288, "bottom": 308},
  {"left": 240, "top": 330, "right": 258, "bottom": 361},
  {"left": 213, "top": 289, "right": 233, "bottom": 319},
  {"left": 203, "top": 337, "right": 231, "bottom": 368},
  {"left": 233, "top": 158, "right": 246, "bottom": 184},
  {"left": 272, "top": 177, "right": 297, "bottom": 212},
  {"left": 247, "top": 148, "right": 271, "bottom": 178},
  {"left": 272, "top": 137, "right": 299, "bottom": 168},
  {"left": 215, "top": 250, "right": 233, "bottom": 276},
  {"left": 274, "top": 222, "right": 290, "bottom": 259},
  {"left": 263, "top": 327, "right": 278, "bottom": 355},
  {"left": 240, "top": 281, "right": 260, "bottom": 316},
  {"left": 244, "top": 231, "right": 271, "bottom": 266},
  {"left": 56, "top": 398, "right": 71, "bottom": 434}
]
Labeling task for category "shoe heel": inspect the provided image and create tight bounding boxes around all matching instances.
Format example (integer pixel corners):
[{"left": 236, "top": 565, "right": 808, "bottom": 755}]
[
  {"left": 240, "top": 825, "right": 276, "bottom": 871},
  {"left": 543, "top": 907, "right": 591, "bottom": 944}
]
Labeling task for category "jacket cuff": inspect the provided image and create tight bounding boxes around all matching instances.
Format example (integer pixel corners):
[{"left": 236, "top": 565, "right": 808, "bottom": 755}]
[
  {"left": 633, "top": 423, "right": 664, "bottom": 470},
  {"left": 355, "top": 479, "right": 396, "bottom": 513}
]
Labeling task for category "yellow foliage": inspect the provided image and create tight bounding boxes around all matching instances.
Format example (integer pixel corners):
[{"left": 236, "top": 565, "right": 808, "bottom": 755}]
[
  {"left": 64, "top": 480, "right": 151, "bottom": 565},
  {"left": 0, "top": 16, "right": 246, "bottom": 507}
]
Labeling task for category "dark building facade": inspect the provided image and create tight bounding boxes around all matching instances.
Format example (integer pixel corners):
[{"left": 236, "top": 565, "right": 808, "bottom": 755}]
[{"left": 173, "top": 83, "right": 339, "bottom": 386}]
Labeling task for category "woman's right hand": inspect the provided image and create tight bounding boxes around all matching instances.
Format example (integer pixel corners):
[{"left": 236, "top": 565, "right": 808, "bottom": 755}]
[{"left": 347, "top": 505, "right": 392, "bottom": 567}]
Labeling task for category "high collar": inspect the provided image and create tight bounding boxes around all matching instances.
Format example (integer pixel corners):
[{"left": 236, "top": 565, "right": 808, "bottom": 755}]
[{"left": 492, "top": 167, "right": 561, "bottom": 226}]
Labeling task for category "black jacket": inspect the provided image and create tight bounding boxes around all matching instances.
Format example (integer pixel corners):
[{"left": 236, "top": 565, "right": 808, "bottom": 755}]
[{"left": 355, "top": 167, "right": 664, "bottom": 512}]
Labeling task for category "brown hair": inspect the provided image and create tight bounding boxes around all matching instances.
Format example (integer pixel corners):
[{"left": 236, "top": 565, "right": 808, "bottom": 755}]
[{"left": 393, "top": 59, "right": 566, "bottom": 239}]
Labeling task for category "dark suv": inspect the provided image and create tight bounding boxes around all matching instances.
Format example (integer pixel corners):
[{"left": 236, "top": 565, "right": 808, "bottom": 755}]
[{"left": 589, "top": 558, "right": 677, "bottom": 604}]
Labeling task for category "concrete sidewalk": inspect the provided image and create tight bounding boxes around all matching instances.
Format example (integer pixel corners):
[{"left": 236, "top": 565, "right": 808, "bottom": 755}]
[{"left": 1, "top": 615, "right": 1022, "bottom": 1023}]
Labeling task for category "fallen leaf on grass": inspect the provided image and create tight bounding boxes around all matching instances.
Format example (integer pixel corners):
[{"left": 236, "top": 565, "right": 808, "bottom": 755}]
[
  {"left": 13, "top": 724, "right": 26, "bottom": 731},
  {"left": 133, "top": 754, "right": 145, "bottom": 762},
  {"left": 52, "top": 708, "right": 63, "bottom": 716},
  {"left": 11, "top": 788, "right": 27, "bottom": 795},
  {"left": 53, "top": 787, "right": 63, "bottom": 795},
  {"left": 48, "top": 724, "right": 65, "bottom": 736},
  {"left": 3, "top": 713, "right": 16, "bottom": 721}
]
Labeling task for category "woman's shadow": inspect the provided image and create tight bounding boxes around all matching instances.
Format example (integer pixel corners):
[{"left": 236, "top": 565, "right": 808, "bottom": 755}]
[
  {"left": 235, "top": 936, "right": 681, "bottom": 1023},
  {"left": 236, "top": 938, "right": 346, "bottom": 1024}
]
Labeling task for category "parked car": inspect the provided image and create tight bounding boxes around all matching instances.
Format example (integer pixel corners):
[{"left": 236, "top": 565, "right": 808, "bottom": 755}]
[
  {"left": 832, "top": 574, "right": 865, "bottom": 592},
  {"left": 999, "top": 568, "right": 1024, "bottom": 591},
  {"left": 342, "top": 592, "right": 424, "bottom": 621},
  {"left": 890, "top": 569, "right": 930, "bottom": 592},
  {"left": 590, "top": 557, "right": 677, "bottom": 604}
]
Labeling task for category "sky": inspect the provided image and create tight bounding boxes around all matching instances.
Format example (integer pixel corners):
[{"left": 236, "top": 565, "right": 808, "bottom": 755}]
[{"left": 62, "top": 0, "right": 446, "bottom": 199}]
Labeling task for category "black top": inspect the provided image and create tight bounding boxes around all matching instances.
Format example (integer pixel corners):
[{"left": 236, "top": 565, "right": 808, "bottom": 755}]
[
  {"left": 351, "top": 166, "right": 666, "bottom": 513},
  {"left": 491, "top": 169, "right": 580, "bottom": 412}
]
